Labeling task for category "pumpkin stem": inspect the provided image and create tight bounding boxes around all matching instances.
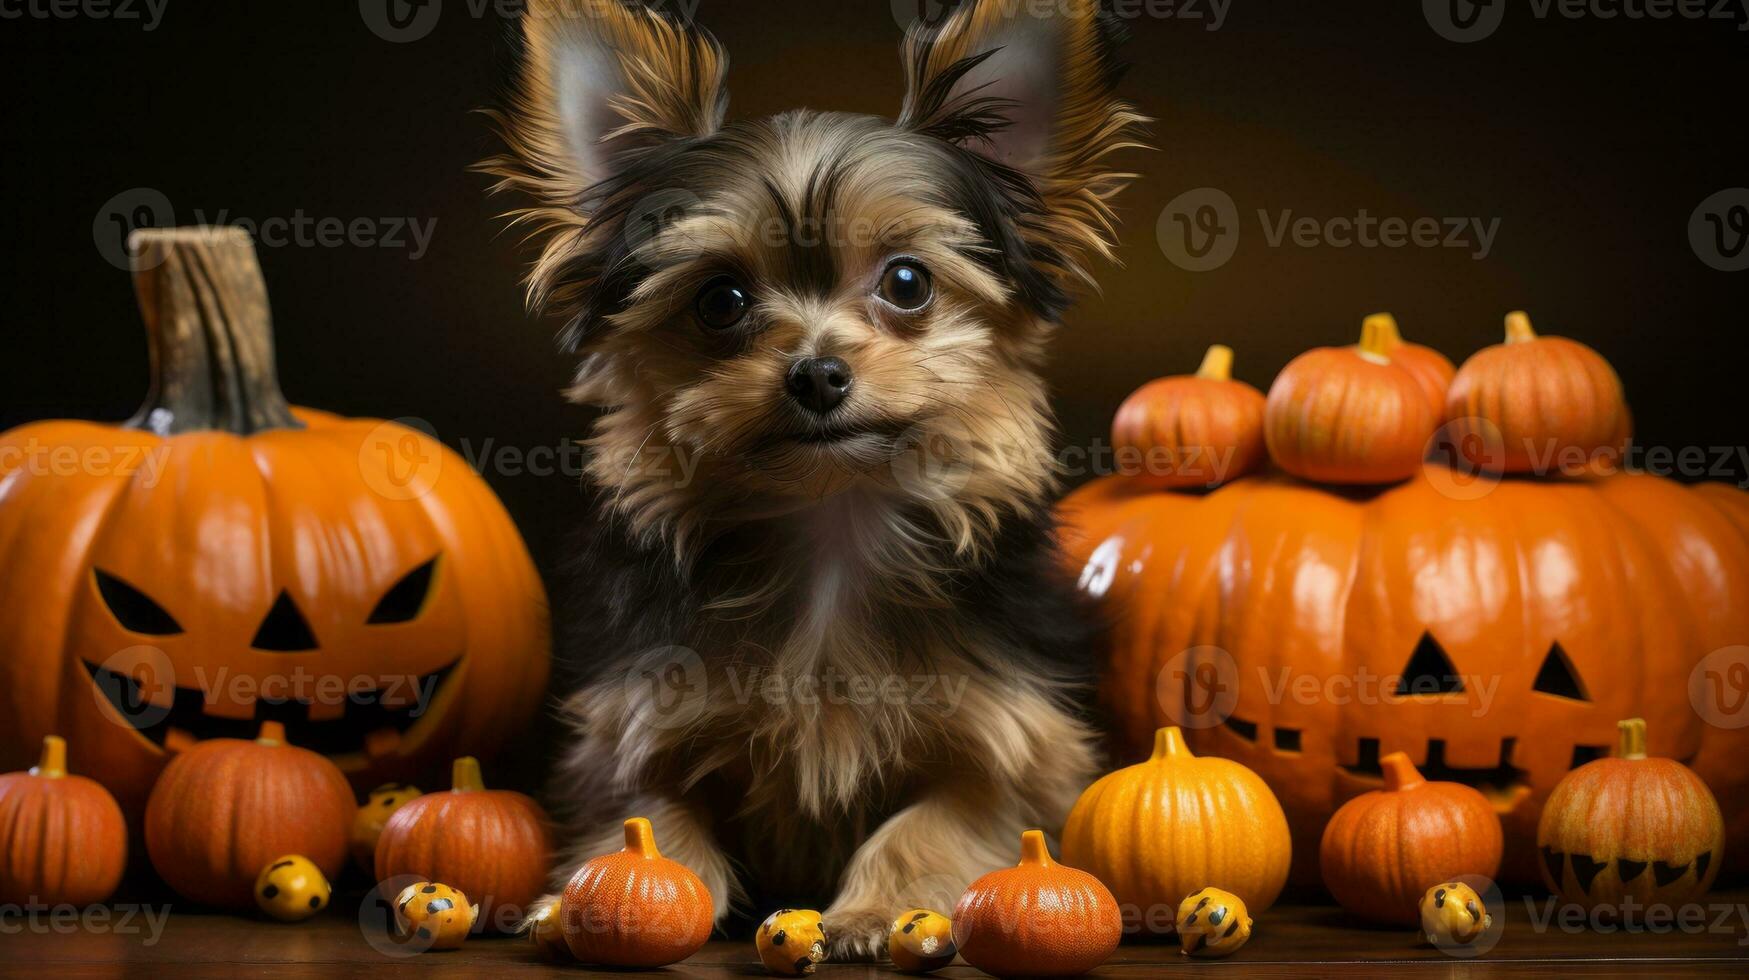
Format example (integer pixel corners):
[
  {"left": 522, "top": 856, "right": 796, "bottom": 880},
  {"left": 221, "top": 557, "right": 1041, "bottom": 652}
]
[
  {"left": 255, "top": 721, "right": 287, "bottom": 746},
  {"left": 452, "top": 756, "right": 486, "bottom": 792},
  {"left": 125, "top": 227, "right": 303, "bottom": 437},
  {"left": 1615, "top": 718, "right": 1648, "bottom": 761},
  {"left": 1195, "top": 345, "right": 1235, "bottom": 382},
  {"left": 1504, "top": 311, "right": 1538, "bottom": 344},
  {"left": 31, "top": 735, "right": 68, "bottom": 779},
  {"left": 1018, "top": 830, "right": 1055, "bottom": 869},
  {"left": 1151, "top": 727, "right": 1193, "bottom": 761},
  {"left": 623, "top": 817, "right": 662, "bottom": 858},
  {"left": 1362, "top": 313, "right": 1404, "bottom": 351},
  {"left": 1380, "top": 752, "right": 1426, "bottom": 791}
]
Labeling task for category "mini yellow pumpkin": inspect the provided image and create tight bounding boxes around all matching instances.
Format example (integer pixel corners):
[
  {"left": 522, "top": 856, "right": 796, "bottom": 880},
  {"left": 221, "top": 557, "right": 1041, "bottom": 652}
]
[
  {"left": 1420, "top": 881, "right": 1491, "bottom": 948},
  {"left": 888, "top": 908, "right": 956, "bottom": 972},
  {"left": 350, "top": 783, "right": 422, "bottom": 873},
  {"left": 394, "top": 881, "right": 478, "bottom": 951},
  {"left": 1176, "top": 887, "right": 1252, "bottom": 958},
  {"left": 1061, "top": 727, "right": 1291, "bottom": 934},
  {"left": 756, "top": 908, "right": 826, "bottom": 976},
  {"left": 253, "top": 855, "right": 330, "bottom": 923}
]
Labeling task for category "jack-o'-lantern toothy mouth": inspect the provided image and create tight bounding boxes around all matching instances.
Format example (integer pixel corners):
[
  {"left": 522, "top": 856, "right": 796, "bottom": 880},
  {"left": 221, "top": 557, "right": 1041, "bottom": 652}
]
[
  {"left": 82, "top": 657, "right": 459, "bottom": 759},
  {"left": 1340, "top": 736, "right": 1532, "bottom": 810},
  {"left": 1540, "top": 847, "right": 1715, "bottom": 894}
]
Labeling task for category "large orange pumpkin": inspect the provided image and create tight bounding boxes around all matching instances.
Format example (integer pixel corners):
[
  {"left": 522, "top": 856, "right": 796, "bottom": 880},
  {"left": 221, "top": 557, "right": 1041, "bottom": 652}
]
[
  {"left": 0, "top": 228, "right": 549, "bottom": 819},
  {"left": 1059, "top": 323, "right": 1749, "bottom": 884}
]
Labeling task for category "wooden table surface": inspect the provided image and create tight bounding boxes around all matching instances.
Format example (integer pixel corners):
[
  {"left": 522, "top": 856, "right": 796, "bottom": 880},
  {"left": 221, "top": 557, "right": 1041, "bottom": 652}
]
[{"left": 6, "top": 888, "right": 1749, "bottom": 978}]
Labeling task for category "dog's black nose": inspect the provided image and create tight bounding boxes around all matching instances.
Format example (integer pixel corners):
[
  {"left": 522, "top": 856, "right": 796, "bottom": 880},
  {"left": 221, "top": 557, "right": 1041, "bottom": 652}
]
[{"left": 785, "top": 356, "right": 852, "bottom": 415}]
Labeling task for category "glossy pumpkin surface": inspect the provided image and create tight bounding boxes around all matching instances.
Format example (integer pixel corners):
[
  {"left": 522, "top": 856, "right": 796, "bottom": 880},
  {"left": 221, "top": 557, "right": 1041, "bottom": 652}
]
[
  {"left": 1111, "top": 345, "right": 1266, "bottom": 490},
  {"left": 560, "top": 817, "right": 714, "bottom": 967},
  {"left": 1320, "top": 752, "right": 1502, "bottom": 924},
  {"left": 1061, "top": 727, "right": 1290, "bottom": 928},
  {"left": 1176, "top": 886, "right": 1252, "bottom": 958},
  {"left": 888, "top": 908, "right": 956, "bottom": 973},
  {"left": 1059, "top": 465, "right": 1749, "bottom": 882},
  {"left": 144, "top": 721, "right": 353, "bottom": 908},
  {"left": 0, "top": 228, "right": 549, "bottom": 820},
  {"left": 1537, "top": 718, "right": 1723, "bottom": 910},
  {"left": 0, "top": 735, "right": 127, "bottom": 906},
  {"left": 951, "top": 830, "right": 1121, "bottom": 978}
]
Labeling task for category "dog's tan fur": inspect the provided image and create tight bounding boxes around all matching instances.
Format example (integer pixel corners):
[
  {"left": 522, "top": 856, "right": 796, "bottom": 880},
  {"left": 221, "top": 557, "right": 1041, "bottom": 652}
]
[{"left": 483, "top": 0, "right": 1146, "bottom": 959}]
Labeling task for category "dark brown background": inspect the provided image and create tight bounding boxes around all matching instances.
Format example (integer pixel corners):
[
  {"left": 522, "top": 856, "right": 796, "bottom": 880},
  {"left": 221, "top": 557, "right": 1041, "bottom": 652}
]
[{"left": 3, "top": 0, "right": 1745, "bottom": 576}]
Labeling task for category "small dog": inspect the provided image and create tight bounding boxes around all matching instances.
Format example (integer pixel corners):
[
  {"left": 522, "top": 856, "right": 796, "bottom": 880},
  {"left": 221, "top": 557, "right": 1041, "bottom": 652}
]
[{"left": 482, "top": 0, "right": 1146, "bottom": 959}]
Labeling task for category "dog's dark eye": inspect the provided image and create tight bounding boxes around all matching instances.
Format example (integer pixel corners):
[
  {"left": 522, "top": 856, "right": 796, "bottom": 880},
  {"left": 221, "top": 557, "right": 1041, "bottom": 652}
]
[
  {"left": 695, "top": 276, "right": 751, "bottom": 330},
  {"left": 877, "top": 260, "right": 933, "bottom": 312}
]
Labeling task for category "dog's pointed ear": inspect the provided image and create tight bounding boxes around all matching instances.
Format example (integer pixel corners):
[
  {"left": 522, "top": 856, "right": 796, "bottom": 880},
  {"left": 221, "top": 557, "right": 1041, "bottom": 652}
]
[{"left": 899, "top": 0, "right": 1149, "bottom": 289}]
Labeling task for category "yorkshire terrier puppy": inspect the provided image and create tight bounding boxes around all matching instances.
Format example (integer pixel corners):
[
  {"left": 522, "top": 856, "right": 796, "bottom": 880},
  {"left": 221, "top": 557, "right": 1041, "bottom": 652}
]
[{"left": 483, "top": 0, "right": 1146, "bottom": 959}]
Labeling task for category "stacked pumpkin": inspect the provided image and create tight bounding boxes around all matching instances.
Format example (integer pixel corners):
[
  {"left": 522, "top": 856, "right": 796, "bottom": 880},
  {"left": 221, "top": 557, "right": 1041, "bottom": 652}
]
[{"left": 1059, "top": 312, "right": 1749, "bottom": 894}]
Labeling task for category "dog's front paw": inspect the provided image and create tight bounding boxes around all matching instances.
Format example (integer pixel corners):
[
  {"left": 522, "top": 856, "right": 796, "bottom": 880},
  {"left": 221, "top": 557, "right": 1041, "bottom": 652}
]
[{"left": 822, "top": 908, "right": 892, "bottom": 963}]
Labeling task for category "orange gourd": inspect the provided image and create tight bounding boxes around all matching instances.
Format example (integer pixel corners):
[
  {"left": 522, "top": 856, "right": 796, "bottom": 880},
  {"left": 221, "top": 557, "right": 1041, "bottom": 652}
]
[
  {"left": 1319, "top": 751, "right": 1502, "bottom": 924},
  {"left": 1111, "top": 345, "right": 1266, "bottom": 490},
  {"left": 560, "top": 817, "right": 714, "bottom": 967},
  {"left": 0, "top": 227, "right": 549, "bottom": 820},
  {"left": 1538, "top": 719, "right": 1723, "bottom": 911},
  {"left": 145, "top": 721, "right": 353, "bottom": 908},
  {"left": 1061, "top": 727, "right": 1290, "bottom": 932},
  {"left": 952, "top": 830, "right": 1121, "bottom": 978},
  {"left": 0, "top": 736, "right": 127, "bottom": 906},
  {"left": 375, "top": 757, "right": 553, "bottom": 930},
  {"left": 1362, "top": 314, "right": 1455, "bottom": 414},
  {"left": 1444, "top": 312, "right": 1630, "bottom": 475},
  {"left": 1265, "top": 318, "right": 1438, "bottom": 484}
]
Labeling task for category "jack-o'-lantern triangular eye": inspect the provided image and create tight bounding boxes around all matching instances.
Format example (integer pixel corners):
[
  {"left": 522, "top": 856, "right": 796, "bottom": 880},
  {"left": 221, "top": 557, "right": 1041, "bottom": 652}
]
[
  {"left": 94, "top": 569, "right": 184, "bottom": 636},
  {"left": 1533, "top": 642, "right": 1589, "bottom": 701},
  {"left": 368, "top": 557, "right": 440, "bottom": 625},
  {"left": 253, "top": 591, "right": 318, "bottom": 652},
  {"left": 1395, "top": 631, "right": 1464, "bottom": 695}
]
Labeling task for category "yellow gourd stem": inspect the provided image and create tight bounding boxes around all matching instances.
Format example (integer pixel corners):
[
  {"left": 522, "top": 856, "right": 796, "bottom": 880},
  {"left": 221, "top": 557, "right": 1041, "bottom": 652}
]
[
  {"left": 1151, "top": 726, "right": 1193, "bottom": 761},
  {"left": 256, "top": 721, "right": 287, "bottom": 746},
  {"left": 1018, "top": 830, "right": 1055, "bottom": 869},
  {"left": 31, "top": 735, "right": 68, "bottom": 779},
  {"left": 624, "top": 817, "right": 661, "bottom": 858},
  {"left": 1616, "top": 718, "right": 1648, "bottom": 760},
  {"left": 1380, "top": 751, "right": 1425, "bottom": 792},
  {"left": 1504, "top": 311, "right": 1538, "bottom": 344},
  {"left": 452, "top": 756, "right": 486, "bottom": 792},
  {"left": 1195, "top": 345, "right": 1235, "bottom": 382},
  {"left": 1362, "top": 313, "right": 1404, "bottom": 351}
]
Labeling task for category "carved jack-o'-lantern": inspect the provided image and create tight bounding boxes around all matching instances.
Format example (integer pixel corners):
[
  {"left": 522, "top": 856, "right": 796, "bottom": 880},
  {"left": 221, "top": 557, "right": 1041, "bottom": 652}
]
[
  {"left": 0, "top": 228, "right": 550, "bottom": 818},
  {"left": 1058, "top": 325, "right": 1749, "bottom": 883}
]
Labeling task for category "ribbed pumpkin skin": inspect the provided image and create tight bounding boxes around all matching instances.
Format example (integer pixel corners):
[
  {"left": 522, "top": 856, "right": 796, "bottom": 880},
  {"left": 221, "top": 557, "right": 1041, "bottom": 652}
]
[
  {"left": 1364, "top": 314, "right": 1456, "bottom": 414},
  {"left": 561, "top": 818, "right": 713, "bottom": 967},
  {"left": 374, "top": 757, "right": 552, "bottom": 928},
  {"left": 1061, "top": 727, "right": 1290, "bottom": 931},
  {"left": 952, "top": 831, "right": 1121, "bottom": 978},
  {"left": 0, "top": 737, "right": 127, "bottom": 905},
  {"left": 1266, "top": 346, "right": 1435, "bottom": 485},
  {"left": 1444, "top": 313, "right": 1629, "bottom": 475},
  {"left": 1319, "top": 753, "right": 1502, "bottom": 924},
  {"left": 1538, "top": 719, "right": 1723, "bottom": 911},
  {"left": 144, "top": 722, "right": 352, "bottom": 908},
  {"left": 1111, "top": 346, "right": 1267, "bottom": 491}
]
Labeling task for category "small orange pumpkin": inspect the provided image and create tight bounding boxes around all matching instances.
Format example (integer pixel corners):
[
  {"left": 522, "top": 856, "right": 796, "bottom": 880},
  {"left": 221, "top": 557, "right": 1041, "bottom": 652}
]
[
  {"left": 1538, "top": 718, "right": 1723, "bottom": 911},
  {"left": 1360, "top": 313, "right": 1456, "bottom": 413},
  {"left": 1265, "top": 318, "right": 1437, "bottom": 484},
  {"left": 1444, "top": 311, "right": 1630, "bottom": 475},
  {"left": 1319, "top": 751, "right": 1502, "bottom": 924},
  {"left": 374, "top": 757, "right": 552, "bottom": 930},
  {"left": 0, "top": 735, "right": 127, "bottom": 906},
  {"left": 144, "top": 721, "right": 352, "bottom": 909},
  {"left": 560, "top": 817, "right": 714, "bottom": 967},
  {"left": 952, "top": 830, "right": 1121, "bottom": 978},
  {"left": 1111, "top": 345, "right": 1267, "bottom": 490},
  {"left": 1061, "top": 727, "right": 1291, "bottom": 932}
]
